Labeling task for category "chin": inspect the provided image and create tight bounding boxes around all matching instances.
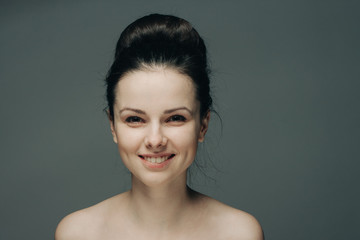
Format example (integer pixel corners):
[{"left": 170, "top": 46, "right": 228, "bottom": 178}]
[{"left": 132, "top": 171, "right": 187, "bottom": 188}]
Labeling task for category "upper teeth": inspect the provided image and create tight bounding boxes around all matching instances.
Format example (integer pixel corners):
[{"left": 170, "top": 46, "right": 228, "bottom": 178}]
[{"left": 144, "top": 156, "right": 168, "bottom": 163}]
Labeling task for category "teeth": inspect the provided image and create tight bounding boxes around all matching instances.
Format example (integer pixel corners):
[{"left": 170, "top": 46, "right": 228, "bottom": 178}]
[{"left": 144, "top": 156, "right": 169, "bottom": 163}]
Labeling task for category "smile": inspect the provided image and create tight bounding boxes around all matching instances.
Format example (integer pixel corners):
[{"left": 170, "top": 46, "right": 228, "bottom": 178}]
[{"left": 139, "top": 154, "right": 175, "bottom": 163}]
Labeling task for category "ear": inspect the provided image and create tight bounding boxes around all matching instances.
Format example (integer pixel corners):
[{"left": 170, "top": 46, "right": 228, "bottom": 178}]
[
  {"left": 198, "top": 111, "right": 210, "bottom": 142},
  {"left": 107, "top": 110, "right": 118, "bottom": 144}
]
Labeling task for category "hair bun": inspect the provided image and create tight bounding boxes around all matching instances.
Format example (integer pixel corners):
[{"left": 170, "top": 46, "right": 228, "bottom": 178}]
[{"left": 115, "top": 14, "right": 204, "bottom": 58}]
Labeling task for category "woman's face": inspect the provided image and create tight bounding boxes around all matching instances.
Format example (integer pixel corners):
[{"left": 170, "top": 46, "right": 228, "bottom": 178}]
[{"left": 110, "top": 68, "right": 209, "bottom": 187}]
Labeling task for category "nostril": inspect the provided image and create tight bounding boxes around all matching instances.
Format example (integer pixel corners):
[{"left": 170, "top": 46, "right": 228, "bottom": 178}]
[{"left": 145, "top": 135, "right": 167, "bottom": 149}]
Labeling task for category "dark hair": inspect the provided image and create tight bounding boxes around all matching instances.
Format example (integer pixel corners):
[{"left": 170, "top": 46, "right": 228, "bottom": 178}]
[{"left": 105, "top": 13, "right": 212, "bottom": 120}]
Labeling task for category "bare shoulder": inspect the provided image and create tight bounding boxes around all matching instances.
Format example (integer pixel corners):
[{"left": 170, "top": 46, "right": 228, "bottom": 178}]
[
  {"left": 55, "top": 193, "right": 127, "bottom": 240},
  {"left": 55, "top": 207, "right": 97, "bottom": 240},
  {"left": 202, "top": 196, "right": 264, "bottom": 240}
]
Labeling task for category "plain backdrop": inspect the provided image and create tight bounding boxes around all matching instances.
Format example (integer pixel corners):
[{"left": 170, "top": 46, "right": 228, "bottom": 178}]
[{"left": 1, "top": 0, "right": 359, "bottom": 239}]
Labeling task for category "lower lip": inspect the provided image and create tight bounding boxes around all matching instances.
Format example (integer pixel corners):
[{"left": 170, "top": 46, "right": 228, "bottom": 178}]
[{"left": 140, "top": 157, "right": 173, "bottom": 169}]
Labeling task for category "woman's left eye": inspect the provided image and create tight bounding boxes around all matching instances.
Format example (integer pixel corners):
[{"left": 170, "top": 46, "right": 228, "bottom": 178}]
[{"left": 167, "top": 115, "right": 186, "bottom": 122}]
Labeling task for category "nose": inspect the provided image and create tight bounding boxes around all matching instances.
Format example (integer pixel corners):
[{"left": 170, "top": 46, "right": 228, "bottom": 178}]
[{"left": 144, "top": 123, "right": 167, "bottom": 149}]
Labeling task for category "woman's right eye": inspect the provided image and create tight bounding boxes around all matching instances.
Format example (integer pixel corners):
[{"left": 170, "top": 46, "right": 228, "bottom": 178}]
[{"left": 125, "top": 116, "right": 144, "bottom": 124}]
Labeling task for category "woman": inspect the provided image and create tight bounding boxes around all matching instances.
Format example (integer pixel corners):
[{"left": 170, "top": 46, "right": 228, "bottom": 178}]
[{"left": 55, "top": 14, "right": 263, "bottom": 240}]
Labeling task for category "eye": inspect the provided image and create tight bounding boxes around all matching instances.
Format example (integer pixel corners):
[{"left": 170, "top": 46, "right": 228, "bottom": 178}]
[
  {"left": 125, "top": 116, "right": 144, "bottom": 123},
  {"left": 167, "top": 115, "right": 186, "bottom": 122}
]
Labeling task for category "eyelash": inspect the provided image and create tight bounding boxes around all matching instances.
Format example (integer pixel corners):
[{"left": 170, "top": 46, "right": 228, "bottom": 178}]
[
  {"left": 167, "top": 115, "right": 186, "bottom": 122},
  {"left": 125, "top": 116, "right": 144, "bottom": 123}
]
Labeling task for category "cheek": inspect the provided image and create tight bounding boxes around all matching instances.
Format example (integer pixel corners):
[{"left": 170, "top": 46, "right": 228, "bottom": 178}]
[
  {"left": 167, "top": 125, "right": 199, "bottom": 150},
  {"left": 115, "top": 127, "right": 143, "bottom": 152}
]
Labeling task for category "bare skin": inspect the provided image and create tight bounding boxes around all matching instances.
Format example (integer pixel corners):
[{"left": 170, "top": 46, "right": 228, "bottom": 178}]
[
  {"left": 55, "top": 182, "right": 263, "bottom": 240},
  {"left": 55, "top": 69, "right": 263, "bottom": 240}
]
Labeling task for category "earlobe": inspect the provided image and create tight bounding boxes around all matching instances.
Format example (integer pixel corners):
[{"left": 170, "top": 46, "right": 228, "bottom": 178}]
[
  {"left": 107, "top": 111, "right": 118, "bottom": 144},
  {"left": 198, "top": 111, "right": 210, "bottom": 142},
  {"left": 110, "top": 121, "right": 118, "bottom": 144}
]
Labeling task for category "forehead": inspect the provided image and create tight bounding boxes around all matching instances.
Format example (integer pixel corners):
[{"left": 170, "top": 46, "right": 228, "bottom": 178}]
[{"left": 114, "top": 68, "right": 198, "bottom": 111}]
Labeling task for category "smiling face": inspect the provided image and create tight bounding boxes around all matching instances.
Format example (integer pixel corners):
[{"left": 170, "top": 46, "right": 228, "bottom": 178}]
[{"left": 109, "top": 68, "right": 209, "bottom": 187}]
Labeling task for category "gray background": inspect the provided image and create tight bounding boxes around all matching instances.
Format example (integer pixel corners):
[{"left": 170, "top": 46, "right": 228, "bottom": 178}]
[{"left": 1, "top": 0, "right": 359, "bottom": 239}]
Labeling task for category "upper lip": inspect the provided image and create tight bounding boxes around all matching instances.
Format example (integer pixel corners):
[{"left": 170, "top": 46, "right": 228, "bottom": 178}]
[{"left": 139, "top": 153, "right": 175, "bottom": 158}]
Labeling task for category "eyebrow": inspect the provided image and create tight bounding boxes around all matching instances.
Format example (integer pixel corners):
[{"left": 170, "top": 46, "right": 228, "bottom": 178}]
[
  {"left": 119, "top": 107, "right": 193, "bottom": 115},
  {"left": 119, "top": 108, "right": 145, "bottom": 114},
  {"left": 164, "top": 107, "right": 193, "bottom": 115}
]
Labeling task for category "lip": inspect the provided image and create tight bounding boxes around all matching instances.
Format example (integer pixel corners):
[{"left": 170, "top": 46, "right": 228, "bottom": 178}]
[{"left": 138, "top": 153, "right": 175, "bottom": 169}]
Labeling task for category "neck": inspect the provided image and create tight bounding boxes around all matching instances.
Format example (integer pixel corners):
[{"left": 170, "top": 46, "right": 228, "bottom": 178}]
[{"left": 126, "top": 174, "right": 198, "bottom": 230}]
